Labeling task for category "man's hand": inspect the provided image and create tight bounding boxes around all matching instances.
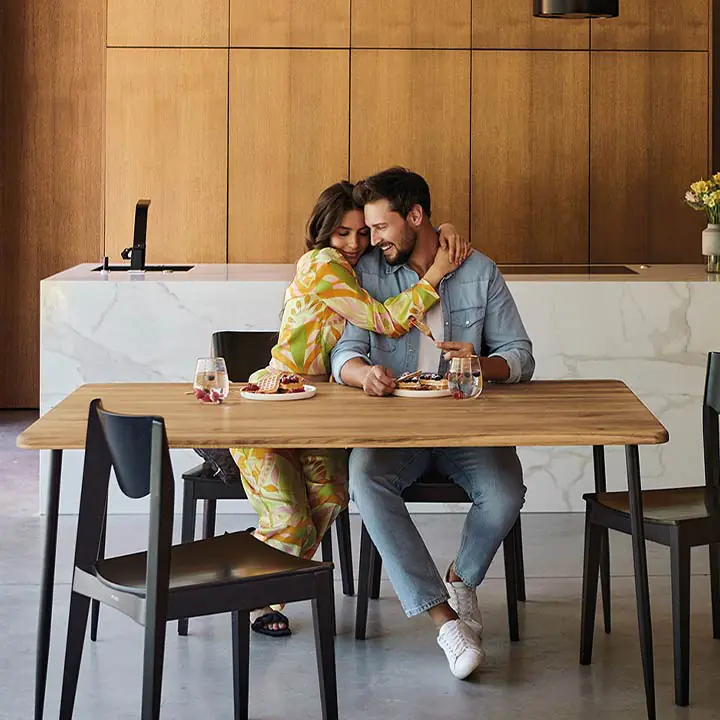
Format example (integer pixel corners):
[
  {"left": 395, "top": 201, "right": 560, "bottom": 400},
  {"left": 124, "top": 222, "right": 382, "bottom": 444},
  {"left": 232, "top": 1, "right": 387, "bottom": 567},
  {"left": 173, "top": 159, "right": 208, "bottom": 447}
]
[
  {"left": 362, "top": 365, "right": 396, "bottom": 396},
  {"left": 435, "top": 341, "right": 475, "bottom": 360}
]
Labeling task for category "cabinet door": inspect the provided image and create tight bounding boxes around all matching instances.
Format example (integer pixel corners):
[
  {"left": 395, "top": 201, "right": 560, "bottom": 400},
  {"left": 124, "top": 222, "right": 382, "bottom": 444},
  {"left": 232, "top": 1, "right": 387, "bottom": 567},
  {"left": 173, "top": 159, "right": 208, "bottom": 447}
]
[
  {"left": 352, "top": 0, "right": 470, "bottom": 48},
  {"left": 231, "top": 0, "right": 349, "bottom": 47},
  {"left": 105, "top": 50, "right": 228, "bottom": 263},
  {"left": 591, "top": 0, "right": 708, "bottom": 50},
  {"left": 107, "top": 0, "right": 229, "bottom": 47},
  {"left": 473, "top": 0, "right": 589, "bottom": 49},
  {"left": 228, "top": 50, "right": 349, "bottom": 263},
  {"left": 472, "top": 51, "right": 589, "bottom": 263},
  {"left": 590, "top": 53, "right": 708, "bottom": 263},
  {"left": 351, "top": 50, "right": 471, "bottom": 240}
]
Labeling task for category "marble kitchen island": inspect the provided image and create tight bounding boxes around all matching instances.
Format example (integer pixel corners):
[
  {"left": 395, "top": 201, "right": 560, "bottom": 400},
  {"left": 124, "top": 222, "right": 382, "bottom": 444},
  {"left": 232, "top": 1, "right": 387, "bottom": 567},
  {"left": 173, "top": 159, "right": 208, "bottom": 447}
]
[{"left": 40, "top": 263, "right": 720, "bottom": 513}]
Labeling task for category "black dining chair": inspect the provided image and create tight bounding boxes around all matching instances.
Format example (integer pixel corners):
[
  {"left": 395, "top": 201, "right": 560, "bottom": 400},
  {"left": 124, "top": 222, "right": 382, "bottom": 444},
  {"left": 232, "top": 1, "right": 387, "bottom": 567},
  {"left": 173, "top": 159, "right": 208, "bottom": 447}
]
[
  {"left": 355, "top": 471, "right": 527, "bottom": 642},
  {"left": 60, "top": 399, "right": 338, "bottom": 720},
  {"left": 90, "top": 329, "right": 354, "bottom": 640},
  {"left": 580, "top": 351, "right": 720, "bottom": 707}
]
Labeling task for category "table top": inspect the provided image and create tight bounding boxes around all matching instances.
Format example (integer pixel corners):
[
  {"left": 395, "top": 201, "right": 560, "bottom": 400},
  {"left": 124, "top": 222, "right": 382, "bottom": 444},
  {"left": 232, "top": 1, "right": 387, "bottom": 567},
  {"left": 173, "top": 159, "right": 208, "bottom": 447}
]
[{"left": 17, "top": 380, "right": 668, "bottom": 451}]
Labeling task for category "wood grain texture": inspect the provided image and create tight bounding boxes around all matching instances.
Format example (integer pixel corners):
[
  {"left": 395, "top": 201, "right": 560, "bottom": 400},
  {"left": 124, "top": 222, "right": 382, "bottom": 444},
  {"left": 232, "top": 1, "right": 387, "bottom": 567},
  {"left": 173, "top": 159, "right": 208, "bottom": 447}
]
[
  {"left": 591, "top": 0, "right": 709, "bottom": 51},
  {"left": 590, "top": 53, "right": 708, "bottom": 264},
  {"left": 351, "top": 50, "right": 471, "bottom": 240},
  {"left": 0, "top": 0, "right": 104, "bottom": 408},
  {"left": 17, "top": 380, "right": 668, "bottom": 450},
  {"left": 107, "top": 0, "right": 229, "bottom": 47},
  {"left": 105, "top": 49, "right": 228, "bottom": 265},
  {"left": 228, "top": 50, "right": 349, "bottom": 263},
  {"left": 352, "top": 0, "right": 470, "bottom": 48},
  {"left": 231, "top": 0, "right": 349, "bottom": 47},
  {"left": 472, "top": 0, "right": 589, "bottom": 49},
  {"left": 472, "top": 51, "right": 589, "bottom": 263}
]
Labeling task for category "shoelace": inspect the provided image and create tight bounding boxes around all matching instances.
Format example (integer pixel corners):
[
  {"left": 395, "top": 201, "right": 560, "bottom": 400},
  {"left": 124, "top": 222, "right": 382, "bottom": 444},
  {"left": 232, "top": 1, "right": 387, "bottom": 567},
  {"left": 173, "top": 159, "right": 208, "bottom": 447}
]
[
  {"left": 439, "top": 621, "right": 475, "bottom": 658},
  {"left": 453, "top": 585, "right": 479, "bottom": 618}
]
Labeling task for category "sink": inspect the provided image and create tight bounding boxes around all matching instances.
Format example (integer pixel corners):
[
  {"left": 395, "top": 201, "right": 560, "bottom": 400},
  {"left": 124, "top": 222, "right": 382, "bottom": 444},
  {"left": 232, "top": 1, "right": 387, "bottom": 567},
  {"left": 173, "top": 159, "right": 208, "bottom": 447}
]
[
  {"left": 498, "top": 264, "right": 637, "bottom": 275},
  {"left": 92, "top": 264, "right": 194, "bottom": 273}
]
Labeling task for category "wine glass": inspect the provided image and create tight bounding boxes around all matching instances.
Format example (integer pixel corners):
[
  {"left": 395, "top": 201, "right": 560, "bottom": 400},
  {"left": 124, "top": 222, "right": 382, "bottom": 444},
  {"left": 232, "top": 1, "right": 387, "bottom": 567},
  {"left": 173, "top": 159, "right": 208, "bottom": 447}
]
[
  {"left": 447, "top": 355, "right": 483, "bottom": 399},
  {"left": 193, "top": 357, "right": 229, "bottom": 404}
]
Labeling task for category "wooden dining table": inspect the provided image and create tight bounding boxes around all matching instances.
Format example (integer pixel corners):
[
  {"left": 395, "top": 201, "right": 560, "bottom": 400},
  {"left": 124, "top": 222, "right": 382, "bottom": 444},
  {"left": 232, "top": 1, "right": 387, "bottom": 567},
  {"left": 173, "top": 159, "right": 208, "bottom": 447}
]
[{"left": 18, "top": 379, "right": 668, "bottom": 719}]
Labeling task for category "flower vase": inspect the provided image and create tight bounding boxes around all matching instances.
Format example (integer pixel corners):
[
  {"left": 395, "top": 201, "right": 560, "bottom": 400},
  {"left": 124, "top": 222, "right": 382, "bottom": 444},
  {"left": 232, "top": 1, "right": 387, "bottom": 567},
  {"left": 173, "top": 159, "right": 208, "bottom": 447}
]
[{"left": 702, "top": 224, "right": 720, "bottom": 273}]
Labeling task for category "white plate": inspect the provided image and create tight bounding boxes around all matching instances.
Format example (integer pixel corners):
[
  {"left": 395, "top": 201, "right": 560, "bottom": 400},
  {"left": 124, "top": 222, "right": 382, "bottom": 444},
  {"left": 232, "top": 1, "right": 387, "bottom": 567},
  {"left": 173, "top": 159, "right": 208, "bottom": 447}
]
[
  {"left": 392, "top": 388, "right": 452, "bottom": 399},
  {"left": 240, "top": 384, "right": 317, "bottom": 402}
]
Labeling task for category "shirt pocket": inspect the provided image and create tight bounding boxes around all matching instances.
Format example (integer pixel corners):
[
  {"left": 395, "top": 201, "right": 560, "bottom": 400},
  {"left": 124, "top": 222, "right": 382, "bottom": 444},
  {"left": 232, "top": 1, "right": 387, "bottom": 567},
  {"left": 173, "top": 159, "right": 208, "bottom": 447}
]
[
  {"left": 450, "top": 305, "right": 486, "bottom": 332},
  {"left": 371, "top": 334, "right": 397, "bottom": 354}
]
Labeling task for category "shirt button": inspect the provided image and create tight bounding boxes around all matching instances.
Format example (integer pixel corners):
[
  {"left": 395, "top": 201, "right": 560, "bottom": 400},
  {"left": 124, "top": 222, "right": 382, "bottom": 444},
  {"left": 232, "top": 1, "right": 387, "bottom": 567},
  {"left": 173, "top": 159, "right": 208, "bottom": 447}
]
[
  {"left": 465, "top": 320, "right": 470, "bottom": 325},
  {"left": 409, "top": 348, "right": 414, "bottom": 353}
]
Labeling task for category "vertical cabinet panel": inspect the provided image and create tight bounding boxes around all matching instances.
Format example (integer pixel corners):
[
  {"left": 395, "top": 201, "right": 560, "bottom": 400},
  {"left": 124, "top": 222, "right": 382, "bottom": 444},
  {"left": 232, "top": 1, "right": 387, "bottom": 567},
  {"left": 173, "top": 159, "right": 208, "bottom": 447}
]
[
  {"left": 107, "top": 0, "right": 229, "bottom": 47},
  {"left": 472, "top": 0, "right": 589, "bottom": 49},
  {"left": 231, "top": 0, "right": 349, "bottom": 47},
  {"left": 591, "top": 0, "right": 708, "bottom": 50},
  {"left": 351, "top": 51, "right": 471, "bottom": 240},
  {"left": 228, "top": 50, "right": 350, "bottom": 263},
  {"left": 590, "top": 53, "right": 708, "bottom": 263},
  {"left": 352, "top": 1, "right": 470, "bottom": 48},
  {"left": 105, "top": 50, "right": 228, "bottom": 264},
  {"left": 472, "top": 51, "right": 589, "bottom": 263}
]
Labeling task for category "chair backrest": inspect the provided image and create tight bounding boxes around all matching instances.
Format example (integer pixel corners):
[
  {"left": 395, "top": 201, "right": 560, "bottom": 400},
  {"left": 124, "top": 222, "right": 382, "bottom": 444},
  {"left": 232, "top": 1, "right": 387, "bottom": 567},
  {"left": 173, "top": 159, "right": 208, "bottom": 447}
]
[
  {"left": 211, "top": 330, "right": 278, "bottom": 382},
  {"left": 73, "top": 399, "right": 175, "bottom": 600},
  {"left": 703, "top": 352, "right": 720, "bottom": 495}
]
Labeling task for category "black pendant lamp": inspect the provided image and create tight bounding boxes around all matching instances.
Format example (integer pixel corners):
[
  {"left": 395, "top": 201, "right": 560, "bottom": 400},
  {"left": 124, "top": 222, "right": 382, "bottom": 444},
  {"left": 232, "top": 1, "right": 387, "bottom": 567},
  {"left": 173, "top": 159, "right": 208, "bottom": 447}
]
[{"left": 534, "top": 0, "right": 619, "bottom": 19}]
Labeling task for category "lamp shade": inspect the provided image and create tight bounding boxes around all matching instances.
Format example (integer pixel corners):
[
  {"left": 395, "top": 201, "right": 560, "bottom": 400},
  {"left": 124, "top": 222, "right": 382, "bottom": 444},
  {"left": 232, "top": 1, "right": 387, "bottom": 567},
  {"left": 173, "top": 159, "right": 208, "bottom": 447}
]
[{"left": 533, "top": 0, "right": 619, "bottom": 18}]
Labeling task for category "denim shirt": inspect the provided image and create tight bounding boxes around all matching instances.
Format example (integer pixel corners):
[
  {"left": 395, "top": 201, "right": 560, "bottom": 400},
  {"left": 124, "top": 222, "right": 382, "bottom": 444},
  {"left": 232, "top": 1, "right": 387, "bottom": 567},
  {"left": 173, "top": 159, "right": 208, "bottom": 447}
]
[{"left": 330, "top": 248, "right": 535, "bottom": 383}]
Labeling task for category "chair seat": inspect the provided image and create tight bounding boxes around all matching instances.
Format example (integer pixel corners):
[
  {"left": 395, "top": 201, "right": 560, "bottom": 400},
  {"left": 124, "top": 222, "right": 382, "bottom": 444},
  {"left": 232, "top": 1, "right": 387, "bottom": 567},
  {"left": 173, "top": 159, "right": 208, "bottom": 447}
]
[
  {"left": 182, "top": 461, "right": 219, "bottom": 482},
  {"left": 95, "top": 531, "right": 329, "bottom": 597},
  {"left": 586, "top": 486, "right": 720, "bottom": 524}
]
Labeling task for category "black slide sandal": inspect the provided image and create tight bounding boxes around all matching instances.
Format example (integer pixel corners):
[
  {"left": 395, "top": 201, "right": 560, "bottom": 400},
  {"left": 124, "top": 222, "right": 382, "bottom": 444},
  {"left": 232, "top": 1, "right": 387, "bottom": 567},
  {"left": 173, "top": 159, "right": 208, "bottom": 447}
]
[{"left": 251, "top": 611, "right": 292, "bottom": 637}]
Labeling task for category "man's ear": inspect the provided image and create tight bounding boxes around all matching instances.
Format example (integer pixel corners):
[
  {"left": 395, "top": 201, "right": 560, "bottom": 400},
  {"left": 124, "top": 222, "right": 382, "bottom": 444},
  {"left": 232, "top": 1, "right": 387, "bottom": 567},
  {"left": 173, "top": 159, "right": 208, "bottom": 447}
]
[{"left": 407, "top": 204, "right": 424, "bottom": 228}]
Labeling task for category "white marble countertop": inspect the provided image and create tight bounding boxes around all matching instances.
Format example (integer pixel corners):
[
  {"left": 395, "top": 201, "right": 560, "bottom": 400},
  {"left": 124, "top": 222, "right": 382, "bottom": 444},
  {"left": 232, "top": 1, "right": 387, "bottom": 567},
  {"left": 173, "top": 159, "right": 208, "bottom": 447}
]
[{"left": 44, "top": 263, "right": 720, "bottom": 284}]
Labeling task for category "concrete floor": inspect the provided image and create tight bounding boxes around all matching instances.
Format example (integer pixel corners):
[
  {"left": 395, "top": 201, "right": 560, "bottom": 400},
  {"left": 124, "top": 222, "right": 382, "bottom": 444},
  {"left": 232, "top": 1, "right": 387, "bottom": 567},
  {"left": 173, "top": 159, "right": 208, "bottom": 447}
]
[{"left": 1, "top": 410, "right": 719, "bottom": 719}]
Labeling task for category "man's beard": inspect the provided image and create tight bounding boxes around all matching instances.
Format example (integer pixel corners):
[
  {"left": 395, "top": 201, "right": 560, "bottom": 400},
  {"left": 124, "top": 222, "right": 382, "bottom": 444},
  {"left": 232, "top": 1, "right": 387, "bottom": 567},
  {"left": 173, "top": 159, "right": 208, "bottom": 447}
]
[{"left": 385, "top": 226, "right": 416, "bottom": 266}]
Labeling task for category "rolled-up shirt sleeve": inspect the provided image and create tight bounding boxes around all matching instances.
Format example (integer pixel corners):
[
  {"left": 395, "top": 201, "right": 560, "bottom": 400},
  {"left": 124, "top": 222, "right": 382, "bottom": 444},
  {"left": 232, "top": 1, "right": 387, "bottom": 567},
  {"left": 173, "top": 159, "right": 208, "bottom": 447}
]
[
  {"left": 330, "top": 321, "right": 372, "bottom": 384},
  {"left": 483, "top": 264, "right": 535, "bottom": 383}
]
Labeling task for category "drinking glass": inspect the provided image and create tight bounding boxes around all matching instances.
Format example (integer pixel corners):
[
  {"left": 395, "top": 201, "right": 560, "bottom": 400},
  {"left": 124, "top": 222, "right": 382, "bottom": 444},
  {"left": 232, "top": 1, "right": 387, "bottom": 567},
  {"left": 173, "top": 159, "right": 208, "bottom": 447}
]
[
  {"left": 193, "top": 357, "right": 229, "bottom": 403},
  {"left": 447, "top": 355, "right": 483, "bottom": 399}
]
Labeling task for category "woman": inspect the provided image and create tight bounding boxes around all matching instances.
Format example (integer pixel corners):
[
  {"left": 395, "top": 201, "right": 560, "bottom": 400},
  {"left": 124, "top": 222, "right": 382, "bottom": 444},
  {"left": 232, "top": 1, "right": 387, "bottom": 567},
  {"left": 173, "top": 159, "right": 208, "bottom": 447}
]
[{"left": 231, "top": 181, "right": 469, "bottom": 636}]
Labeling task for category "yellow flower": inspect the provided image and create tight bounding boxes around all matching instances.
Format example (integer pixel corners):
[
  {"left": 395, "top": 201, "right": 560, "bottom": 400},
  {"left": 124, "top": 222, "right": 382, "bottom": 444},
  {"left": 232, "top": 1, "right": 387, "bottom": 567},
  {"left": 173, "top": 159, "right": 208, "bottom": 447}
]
[
  {"left": 705, "top": 196, "right": 716, "bottom": 208},
  {"left": 713, "top": 172, "right": 720, "bottom": 185},
  {"left": 692, "top": 180, "right": 711, "bottom": 195}
]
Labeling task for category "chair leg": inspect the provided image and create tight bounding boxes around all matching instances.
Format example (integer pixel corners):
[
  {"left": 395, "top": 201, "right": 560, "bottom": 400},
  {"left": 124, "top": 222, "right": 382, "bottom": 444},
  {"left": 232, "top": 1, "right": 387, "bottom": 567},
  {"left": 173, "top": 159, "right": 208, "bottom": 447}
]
[
  {"left": 90, "top": 517, "right": 107, "bottom": 642},
  {"left": 140, "top": 609, "right": 167, "bottom": 719},
  {"left": 710, "top": 543, "right": 720, "bottom": 640},
  {"left": 313, "top": 571, "right": 339, "bottom": 720},
  {"left": 513, "top": 515, "right": 526, "bottom": 603},
  {"left": 58, "top": 591, "right": 91, "bottom": 720},
  {"left": 322, "top": 527, "right": 333, "bottom": 562},
  {"left": 502, "top": 527, "right": 520, "bottom": 642},
  {"left": 369, "top": 545, "right": 382, "bottom": 600},
  {"left": 177, "top": 481, "right": 198, "bottom": 637},
  {"left": 355, "top": 523, "right": 372, "bottom": 640},
  {"left": 203, "top": 498, "right": 217, "bottom": 539},
  {"left": 335, "top": 508, "right": 355, "bottom": 597},
  {"left": 670, "top": 537, "right": 691, "bottom": 707},
  {"left": 579, "top": 513, "right": 602, "bottom": 665},
  {"left": 231, "top": 610, "right": 250, "bottom": 720}
]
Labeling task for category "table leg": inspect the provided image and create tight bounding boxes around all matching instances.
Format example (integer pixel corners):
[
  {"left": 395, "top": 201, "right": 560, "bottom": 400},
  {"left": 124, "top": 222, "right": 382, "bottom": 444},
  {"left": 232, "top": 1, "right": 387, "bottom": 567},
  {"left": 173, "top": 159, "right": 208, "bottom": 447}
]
[
  {"left": 626, "top": 445, "right": 655, "bottom": 720},
  {"left": 35, "top": 449, "right": 63, "bottom": 720},
  {"left": 592, "top": 446, "right": 612, "bottom": 633}
]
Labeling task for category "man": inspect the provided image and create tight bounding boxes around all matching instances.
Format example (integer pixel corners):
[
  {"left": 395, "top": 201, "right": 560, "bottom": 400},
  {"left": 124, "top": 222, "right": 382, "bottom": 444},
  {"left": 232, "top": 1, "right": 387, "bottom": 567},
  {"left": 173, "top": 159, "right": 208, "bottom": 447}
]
[{"left": 330, "top": 167, "right": 535, "bottom": 680}]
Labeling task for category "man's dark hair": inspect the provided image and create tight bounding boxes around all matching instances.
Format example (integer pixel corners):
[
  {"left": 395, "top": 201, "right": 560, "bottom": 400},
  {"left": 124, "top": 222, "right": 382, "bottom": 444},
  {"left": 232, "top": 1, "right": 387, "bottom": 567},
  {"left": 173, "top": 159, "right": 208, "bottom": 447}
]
[{"left": 352, "top": 167, "right": 432, "bottom": 219}]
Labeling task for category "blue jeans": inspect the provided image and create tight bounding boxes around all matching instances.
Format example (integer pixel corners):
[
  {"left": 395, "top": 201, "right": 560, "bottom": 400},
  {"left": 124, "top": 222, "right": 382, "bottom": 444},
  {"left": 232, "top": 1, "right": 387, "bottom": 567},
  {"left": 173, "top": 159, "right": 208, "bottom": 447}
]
[{"left": 349, "top": 447, "right": 526, "bottom": 617}]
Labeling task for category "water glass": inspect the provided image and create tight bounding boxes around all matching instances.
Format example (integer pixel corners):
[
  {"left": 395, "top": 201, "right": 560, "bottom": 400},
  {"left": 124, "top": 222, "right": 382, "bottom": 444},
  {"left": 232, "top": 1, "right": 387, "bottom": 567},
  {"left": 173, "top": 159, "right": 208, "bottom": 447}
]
[
  {"left": 447, "top": 356, "right": 483, "bottom": 399},
  {"left": 193, "top": 357, "right": 229, "bottom": 403}
]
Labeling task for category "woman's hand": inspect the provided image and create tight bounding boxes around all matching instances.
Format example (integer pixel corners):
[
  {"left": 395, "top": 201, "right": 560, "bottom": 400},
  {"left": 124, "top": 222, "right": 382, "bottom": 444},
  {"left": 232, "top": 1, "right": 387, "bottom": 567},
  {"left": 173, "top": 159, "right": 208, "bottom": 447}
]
[
  {"left": 435, "top": 341, "right": 475, "bottom": 360},
  {"left": 437, "top": 223, "right": 472, "bottom": 265}
]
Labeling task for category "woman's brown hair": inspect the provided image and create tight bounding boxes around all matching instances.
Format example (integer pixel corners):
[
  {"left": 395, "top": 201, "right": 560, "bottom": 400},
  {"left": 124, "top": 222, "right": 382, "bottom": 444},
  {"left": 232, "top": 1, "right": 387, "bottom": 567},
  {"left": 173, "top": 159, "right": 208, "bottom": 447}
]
[{"left": 305, "top": 181, "right": 363, "bottom": 251}]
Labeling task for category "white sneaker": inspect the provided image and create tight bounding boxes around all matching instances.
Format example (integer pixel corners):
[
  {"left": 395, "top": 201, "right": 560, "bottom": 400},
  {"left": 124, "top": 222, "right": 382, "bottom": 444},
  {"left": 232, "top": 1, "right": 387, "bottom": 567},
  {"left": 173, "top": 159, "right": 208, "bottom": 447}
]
[
  {"left": 437, "top": 619, "right": 486, "bottom": 680},
  {"left": 445, "top": 566, "right": 483, "bottom": 637}
]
